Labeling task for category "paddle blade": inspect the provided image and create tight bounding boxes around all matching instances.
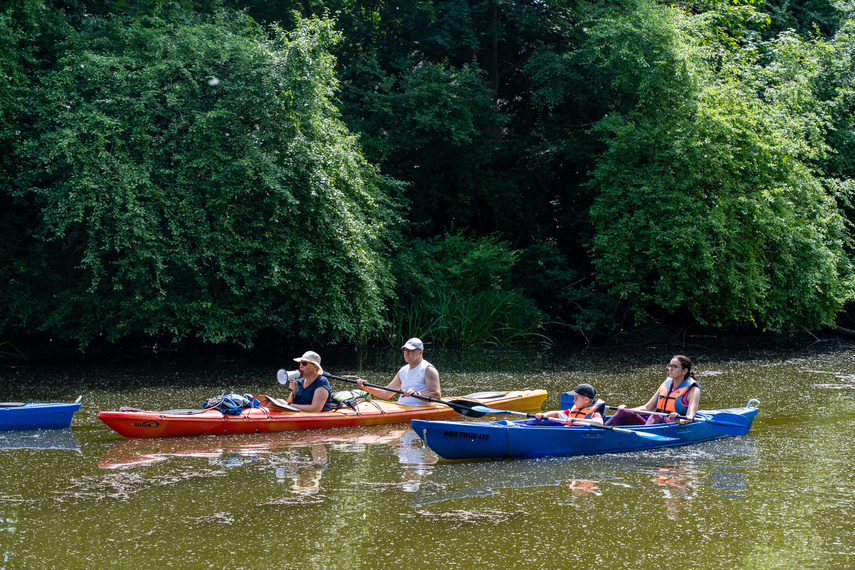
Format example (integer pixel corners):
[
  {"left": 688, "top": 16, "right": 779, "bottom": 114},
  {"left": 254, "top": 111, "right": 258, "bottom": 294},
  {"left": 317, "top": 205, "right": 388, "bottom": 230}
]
[
  {"left": 446, "top": 399, "right": 489, "bottom": 418},
  {"left": 608, "top": 426, "right": 678, "bottom": 442},
  {"left": 632, "top": 430, "right": 678, "bottom": 442}
]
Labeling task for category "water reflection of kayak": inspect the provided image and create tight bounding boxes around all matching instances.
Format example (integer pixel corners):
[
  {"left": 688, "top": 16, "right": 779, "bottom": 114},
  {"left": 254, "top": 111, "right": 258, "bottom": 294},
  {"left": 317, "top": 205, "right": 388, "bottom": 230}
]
[
  {"left": 411, "top": 401, "right": 759, "bottom": 460},
  {"left": 97, "top": 426, "right": 418, "bottom": 469},
  {"left": 410, "top": 434, "right": 759, "bottom": 508},
  {"left": 97, "top": 389, "right": 547, "bottom": 438},
  {"left": 0, "top": 428, "right": 81, "bottom": 452}
]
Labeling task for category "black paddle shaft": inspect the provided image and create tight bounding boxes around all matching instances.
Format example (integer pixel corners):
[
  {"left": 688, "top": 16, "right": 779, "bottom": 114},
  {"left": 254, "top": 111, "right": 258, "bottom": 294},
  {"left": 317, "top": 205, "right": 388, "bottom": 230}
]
[
  {"left": 605, "top": 405, "right": 748, "bottom": 435},
  {"left": 325, "top": 373, "right": 487, "bottom": 418}
]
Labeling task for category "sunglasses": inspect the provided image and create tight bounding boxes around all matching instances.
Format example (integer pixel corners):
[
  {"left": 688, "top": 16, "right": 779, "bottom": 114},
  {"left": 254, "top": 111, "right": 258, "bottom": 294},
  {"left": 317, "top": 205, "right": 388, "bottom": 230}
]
[
  {"left": 667, "top": 364, "right": 681, "bottom": 370},
  {"left": 299, "top": 361, "right": 310, "bottom": 367}
]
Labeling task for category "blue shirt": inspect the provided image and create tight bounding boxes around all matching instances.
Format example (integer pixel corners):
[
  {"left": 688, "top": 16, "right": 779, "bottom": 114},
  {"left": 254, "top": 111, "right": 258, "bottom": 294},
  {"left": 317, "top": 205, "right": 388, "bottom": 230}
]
[{"left": 293, "top": 375, "right": 333, "bottom": 412}]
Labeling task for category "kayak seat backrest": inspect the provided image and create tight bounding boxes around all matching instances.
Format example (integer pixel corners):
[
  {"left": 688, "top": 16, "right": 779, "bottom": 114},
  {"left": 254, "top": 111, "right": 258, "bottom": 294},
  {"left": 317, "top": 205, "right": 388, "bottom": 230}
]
[{"left": 462, "top": 391, "right": 506, "bottom": 400}]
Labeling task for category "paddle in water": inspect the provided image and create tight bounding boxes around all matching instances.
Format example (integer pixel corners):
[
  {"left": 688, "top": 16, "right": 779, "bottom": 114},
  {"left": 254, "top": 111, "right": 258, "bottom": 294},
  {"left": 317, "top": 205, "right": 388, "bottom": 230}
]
[
  {"left": 325, "top": 374, "right": 489, "bottom": 418},
  {"left": 605, "top": 406, "right": 749, "bottom": 436}
]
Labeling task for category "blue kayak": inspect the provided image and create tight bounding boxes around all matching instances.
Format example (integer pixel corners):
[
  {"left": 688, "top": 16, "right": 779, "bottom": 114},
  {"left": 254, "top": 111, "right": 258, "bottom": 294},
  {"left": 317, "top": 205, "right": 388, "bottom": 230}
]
[
  {"left": 0, "top": 397, "right": 82, "bottom": 430},
  {"left": 411, "top": 400, "right": 759, "bottom": 460}
]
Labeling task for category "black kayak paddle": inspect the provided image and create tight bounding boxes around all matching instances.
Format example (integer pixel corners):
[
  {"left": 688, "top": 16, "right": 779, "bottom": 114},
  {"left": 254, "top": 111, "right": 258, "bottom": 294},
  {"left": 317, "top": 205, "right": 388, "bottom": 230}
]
[
  {"left": 326, "top": 373, "right": 489, "bottom": 418},
  {"left": 474, "top": 407, "right": 678, "bottom": 442},
  {"left": 605, "top": 406, "right": 749, "bottom": 436}
]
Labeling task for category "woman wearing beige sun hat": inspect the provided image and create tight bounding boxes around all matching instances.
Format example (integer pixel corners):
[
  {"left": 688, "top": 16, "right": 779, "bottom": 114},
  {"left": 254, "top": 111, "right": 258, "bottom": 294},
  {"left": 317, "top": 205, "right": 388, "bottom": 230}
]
[{"left": 284, "top": 351, "right": 333, "bottom": 412}]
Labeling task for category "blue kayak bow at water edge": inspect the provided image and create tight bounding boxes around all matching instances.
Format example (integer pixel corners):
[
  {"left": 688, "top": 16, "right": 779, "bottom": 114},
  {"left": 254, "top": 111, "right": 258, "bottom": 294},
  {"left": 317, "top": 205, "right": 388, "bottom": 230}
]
[
  {"left": 0, "top": 397, "right": 82, "bottom": 430},
  {"left": 410, "top": 399, "right": 760, "bottom": 460}
]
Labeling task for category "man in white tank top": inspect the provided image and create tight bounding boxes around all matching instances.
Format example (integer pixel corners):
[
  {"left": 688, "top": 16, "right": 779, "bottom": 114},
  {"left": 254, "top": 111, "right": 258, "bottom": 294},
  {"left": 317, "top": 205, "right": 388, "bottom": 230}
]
[{"left": 356, "top": 338, "right": 441, "bottom": 406}]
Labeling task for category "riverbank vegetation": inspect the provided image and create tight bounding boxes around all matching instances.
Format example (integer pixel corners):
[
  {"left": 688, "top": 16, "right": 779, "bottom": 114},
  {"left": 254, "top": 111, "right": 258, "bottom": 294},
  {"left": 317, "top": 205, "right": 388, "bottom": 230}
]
[{"left": 2, "top": 0, "right": 855, "bottom": 352}]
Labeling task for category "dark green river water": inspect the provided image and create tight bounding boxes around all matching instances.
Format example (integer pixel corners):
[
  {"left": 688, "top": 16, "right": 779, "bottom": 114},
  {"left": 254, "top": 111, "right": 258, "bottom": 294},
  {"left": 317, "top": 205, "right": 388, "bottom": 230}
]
[{"left": 1, "top": 341, "right": 853, "bottom": 569}]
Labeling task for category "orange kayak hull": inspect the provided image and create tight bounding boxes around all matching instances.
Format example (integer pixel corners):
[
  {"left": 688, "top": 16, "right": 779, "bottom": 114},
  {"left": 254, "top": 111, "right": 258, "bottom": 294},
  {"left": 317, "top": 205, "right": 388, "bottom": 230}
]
[{"left": 98, "top": 389, "right": 548, "bottom": 438}]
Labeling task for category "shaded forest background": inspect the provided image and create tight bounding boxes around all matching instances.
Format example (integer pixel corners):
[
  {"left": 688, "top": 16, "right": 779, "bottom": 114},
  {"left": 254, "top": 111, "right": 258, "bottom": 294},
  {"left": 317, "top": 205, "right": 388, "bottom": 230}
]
[{"left": 2, "top": 0, "right": 855, "bottom": 358}]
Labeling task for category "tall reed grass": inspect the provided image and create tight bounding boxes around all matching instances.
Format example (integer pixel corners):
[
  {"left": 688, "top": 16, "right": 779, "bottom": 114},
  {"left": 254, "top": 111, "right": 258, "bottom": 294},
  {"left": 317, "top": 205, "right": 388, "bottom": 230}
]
[
  {"left": 383, "top": 287, "right": 551, "bottom": 347},
  {"left": 0, "top": 341, "right": 26, "bottom": 367}
]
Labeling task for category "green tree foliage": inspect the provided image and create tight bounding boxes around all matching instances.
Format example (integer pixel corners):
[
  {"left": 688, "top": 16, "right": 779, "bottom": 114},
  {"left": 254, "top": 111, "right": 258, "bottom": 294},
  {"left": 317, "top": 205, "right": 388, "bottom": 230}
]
[
  {"left": 757, "top": 0, "right": 843, "bottom": 38},
  {"left": 584, "top": 0, "right": 854, "bottom": 331},
  {"left": 5, "top": 0, "right": 855, "bottom": 349},
  {"left": 818, "top": 19, "right": 855, "bottom": 183},
  {"left": 340, "top": 59, "right": 503, "bottom": 234},
  {"left": 294, "top": 0, "right": 586, "bottom": 240},
  {"left": 389, "top": 233, "right": 547, "bottom": 346},
  {"left": 1, "top": 5, "right": 397, "bottom": 347}
]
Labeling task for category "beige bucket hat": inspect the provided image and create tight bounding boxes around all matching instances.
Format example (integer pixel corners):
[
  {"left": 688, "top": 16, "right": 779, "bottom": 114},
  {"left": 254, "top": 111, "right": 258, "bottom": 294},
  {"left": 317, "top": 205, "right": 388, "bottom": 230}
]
[{"left": 293, "top": 351, "right": 323, "bottom": 374}]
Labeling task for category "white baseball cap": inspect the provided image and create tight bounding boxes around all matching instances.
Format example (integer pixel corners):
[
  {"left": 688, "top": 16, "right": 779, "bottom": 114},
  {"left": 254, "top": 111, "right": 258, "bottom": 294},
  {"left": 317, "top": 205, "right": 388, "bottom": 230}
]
[{"left": 401, "top": 338, "right": 424, "bottom": 350}]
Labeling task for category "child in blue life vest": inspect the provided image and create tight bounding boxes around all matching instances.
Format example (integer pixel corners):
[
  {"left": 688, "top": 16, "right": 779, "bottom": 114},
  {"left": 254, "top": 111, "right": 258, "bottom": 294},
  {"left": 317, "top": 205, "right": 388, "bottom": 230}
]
[{"left": 535, "top": 383, "right": 606, "bottom": 426}]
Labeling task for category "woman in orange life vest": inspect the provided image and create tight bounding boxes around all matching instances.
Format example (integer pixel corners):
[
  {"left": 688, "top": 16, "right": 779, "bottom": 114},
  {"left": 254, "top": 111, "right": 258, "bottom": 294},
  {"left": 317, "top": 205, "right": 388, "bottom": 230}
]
[
  {"left": 534, "top": 383, "right": 605, "bottom": 425},
  {"left": 604, "top": 355, "right": 700, "bottom": 426}
]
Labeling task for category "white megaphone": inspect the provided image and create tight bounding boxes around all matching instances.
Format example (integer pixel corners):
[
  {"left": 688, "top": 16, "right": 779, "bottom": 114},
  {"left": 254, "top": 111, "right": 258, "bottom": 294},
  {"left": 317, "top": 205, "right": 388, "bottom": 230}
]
[{"left": 277, "top": 369, "right": 302, "bottom": 385}]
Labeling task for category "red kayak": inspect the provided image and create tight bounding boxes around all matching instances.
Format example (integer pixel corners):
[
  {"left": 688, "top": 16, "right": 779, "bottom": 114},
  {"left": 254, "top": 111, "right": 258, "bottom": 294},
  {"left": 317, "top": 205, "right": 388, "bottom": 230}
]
[{"left": 97, "top": 389, "right": 548, "bottom": 438}]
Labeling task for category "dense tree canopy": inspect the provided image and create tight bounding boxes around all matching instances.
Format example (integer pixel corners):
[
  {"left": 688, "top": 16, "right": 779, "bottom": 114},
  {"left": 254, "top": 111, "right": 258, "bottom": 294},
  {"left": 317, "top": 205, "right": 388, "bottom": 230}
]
[
  {"left": 2, "top": 0, "right": 855, "bottom": 349},
  {"left": 1, "top": 4, "right": 396, "bottom": 347},
  {"left": 585, "top": 1, "right": 853, "bottom": 330}
]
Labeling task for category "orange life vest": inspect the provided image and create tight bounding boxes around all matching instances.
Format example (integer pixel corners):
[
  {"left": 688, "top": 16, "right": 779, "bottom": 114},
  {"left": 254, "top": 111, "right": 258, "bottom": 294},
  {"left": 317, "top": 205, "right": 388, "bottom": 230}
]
[
  {"left": 655, "top": 378, "right": 700, "bottom": 415},
  {"left": 564, "top": 398, "right": 606, "bottom": 419}
]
